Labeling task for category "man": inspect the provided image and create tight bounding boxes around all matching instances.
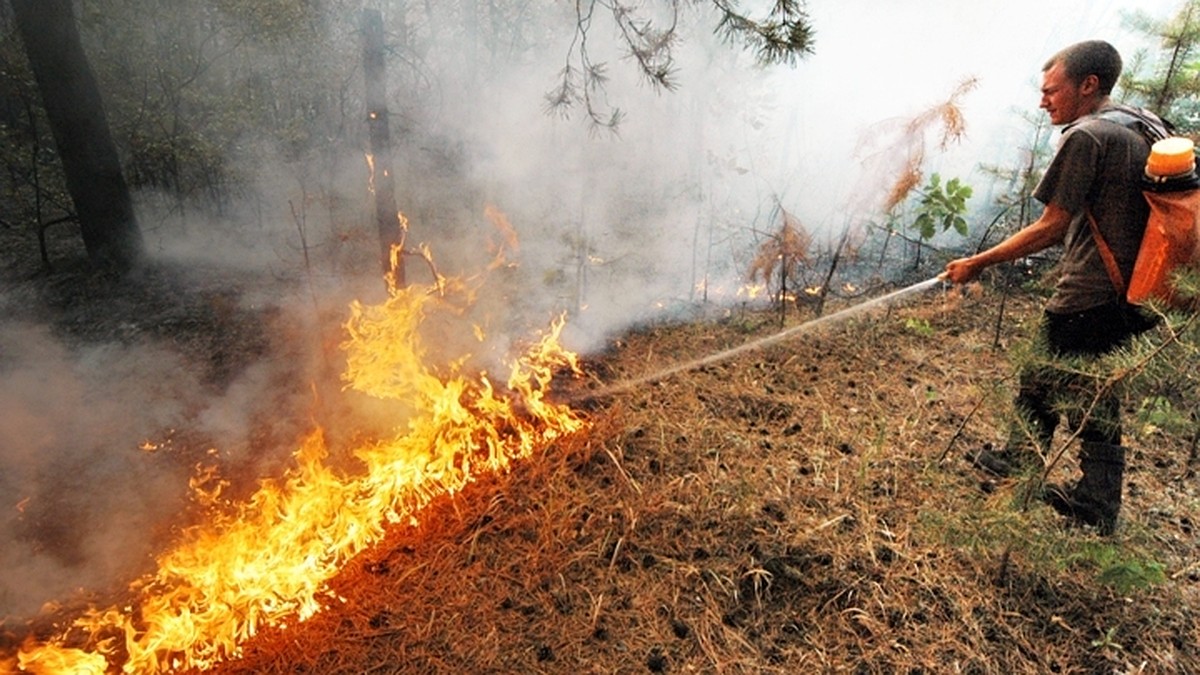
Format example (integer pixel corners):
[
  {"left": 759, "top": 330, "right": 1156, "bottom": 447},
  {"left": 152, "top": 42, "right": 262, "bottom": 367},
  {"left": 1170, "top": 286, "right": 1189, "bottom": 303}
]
[{"left": 941, "top": 40, "right": 1163, "bottom": 535}]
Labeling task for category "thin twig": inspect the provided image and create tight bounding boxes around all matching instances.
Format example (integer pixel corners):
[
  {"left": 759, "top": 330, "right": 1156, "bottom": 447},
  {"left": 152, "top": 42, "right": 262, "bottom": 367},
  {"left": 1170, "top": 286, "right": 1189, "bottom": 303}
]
[{"left": 938, "top": 381, "right": 1009, "bottom": 462}]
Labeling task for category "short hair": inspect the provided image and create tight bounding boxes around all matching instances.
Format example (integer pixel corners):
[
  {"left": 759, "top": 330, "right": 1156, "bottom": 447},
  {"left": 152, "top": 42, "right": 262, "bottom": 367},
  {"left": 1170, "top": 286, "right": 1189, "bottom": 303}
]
[{"left": 1044, "top": 40, "right": 1122, "bottom": 95}]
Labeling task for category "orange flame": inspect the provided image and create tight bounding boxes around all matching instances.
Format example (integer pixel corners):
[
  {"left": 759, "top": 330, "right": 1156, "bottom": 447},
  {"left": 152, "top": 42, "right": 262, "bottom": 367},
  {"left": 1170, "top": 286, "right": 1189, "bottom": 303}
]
[
  {"left": 483, "top": 204, "right": 520, "bottom": 269},
  {"left": 11, "top": 275, "right": 586, "bottom": 674},
  {"left": 15, "top": 639, "right": 110, "bottom": 675},
  {"left": 738, "top": 283, "right": 767, "bottom": 300}
]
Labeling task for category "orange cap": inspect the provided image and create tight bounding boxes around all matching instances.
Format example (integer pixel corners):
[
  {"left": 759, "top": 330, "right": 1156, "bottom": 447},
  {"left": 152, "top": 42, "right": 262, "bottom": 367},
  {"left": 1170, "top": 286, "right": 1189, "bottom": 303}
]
[{"left": 1146, "top": 136, "right": 1196, "bottom": 178}]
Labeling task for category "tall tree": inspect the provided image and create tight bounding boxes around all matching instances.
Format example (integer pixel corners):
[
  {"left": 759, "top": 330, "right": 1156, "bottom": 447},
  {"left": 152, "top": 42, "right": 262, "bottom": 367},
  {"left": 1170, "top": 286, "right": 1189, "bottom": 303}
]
[
  {"left": 363, "top": 8, "right": 406, "bottom": 280},
  {"left": 1122, "top": 0, "right": 1200, "bottom": 130},
  {"left": 10, "top": 0, "right": 142, "bottom": 272}
]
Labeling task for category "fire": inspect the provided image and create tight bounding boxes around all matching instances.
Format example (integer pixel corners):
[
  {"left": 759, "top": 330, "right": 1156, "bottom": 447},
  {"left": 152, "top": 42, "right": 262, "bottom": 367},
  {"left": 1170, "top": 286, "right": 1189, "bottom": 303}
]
[
  {"left": 13, "top": 642, "right": 109, "bottom": 675},
  {"left": 483, "top": 204, "right": 519, "bottom": 268},
  {"left": 9, "top": 270, "right": 587, "bottom": 674},
  {"left": 737, "top": 283, "right": 767, "bottom": 300}
]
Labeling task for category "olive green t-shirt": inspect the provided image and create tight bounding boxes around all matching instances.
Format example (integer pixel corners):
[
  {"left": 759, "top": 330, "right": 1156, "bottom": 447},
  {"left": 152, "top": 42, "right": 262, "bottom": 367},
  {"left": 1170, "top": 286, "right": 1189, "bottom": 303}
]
[{"left": 1033, "top": 111, "right": 1150, "bottom": 313}]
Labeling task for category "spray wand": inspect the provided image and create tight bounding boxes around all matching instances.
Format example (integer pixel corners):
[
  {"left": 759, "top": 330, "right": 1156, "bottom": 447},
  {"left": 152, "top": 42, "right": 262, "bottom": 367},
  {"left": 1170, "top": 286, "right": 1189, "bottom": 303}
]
[{"left": 567, "top": 275, "right": 948, "bottom": 403}]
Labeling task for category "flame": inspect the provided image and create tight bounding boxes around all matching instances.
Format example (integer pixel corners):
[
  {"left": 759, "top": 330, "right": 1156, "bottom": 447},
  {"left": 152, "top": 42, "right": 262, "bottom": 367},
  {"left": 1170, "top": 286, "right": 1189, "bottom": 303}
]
[
  {"left": 16, "top": 639, "right": 110, "bottom": 675},
  {"left": 737, "top": 283, "right": 767, "bottom": 300},
  {"left": 483, "top": 204, "right": 520, "bottom": 269},
  {"left": 11, "top": 272, "right": 587, "bottom": 673},
  {"left": 384, "top": 219, "right": 416, "bottom": 291}
]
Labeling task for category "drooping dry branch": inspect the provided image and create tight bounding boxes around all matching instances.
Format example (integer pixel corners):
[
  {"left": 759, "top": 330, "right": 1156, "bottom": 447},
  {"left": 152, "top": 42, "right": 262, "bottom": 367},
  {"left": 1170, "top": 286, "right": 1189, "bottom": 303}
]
[
  {"left": 748, "top": 205, "right": 812, "bottom": 317},
  {"left": 870, "top": 77, "right": 979, "bottom": 213}
]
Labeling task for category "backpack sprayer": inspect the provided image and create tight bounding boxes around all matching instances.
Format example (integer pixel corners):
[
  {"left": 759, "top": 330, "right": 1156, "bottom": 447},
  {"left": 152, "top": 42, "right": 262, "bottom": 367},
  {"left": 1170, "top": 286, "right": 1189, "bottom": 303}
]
[
  {"left": 1090, "top": 108, "right": 1200, "bottom": 310},
  {"left": 1126, "top": 136, "right": 1200, "bottom": 308}
]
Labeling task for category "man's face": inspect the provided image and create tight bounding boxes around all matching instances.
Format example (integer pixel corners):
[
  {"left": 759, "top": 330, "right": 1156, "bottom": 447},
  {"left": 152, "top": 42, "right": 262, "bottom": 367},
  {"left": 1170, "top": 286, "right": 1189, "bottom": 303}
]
[{"left": 1040, "top": 62, "right": 1089, "bottom": 125}]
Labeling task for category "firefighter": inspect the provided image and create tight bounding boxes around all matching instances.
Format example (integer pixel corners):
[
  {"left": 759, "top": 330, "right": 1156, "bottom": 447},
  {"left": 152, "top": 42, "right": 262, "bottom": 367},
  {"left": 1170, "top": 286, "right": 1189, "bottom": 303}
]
[{"left": 942, "top": 40, "right": 1163, "bottom": 535}]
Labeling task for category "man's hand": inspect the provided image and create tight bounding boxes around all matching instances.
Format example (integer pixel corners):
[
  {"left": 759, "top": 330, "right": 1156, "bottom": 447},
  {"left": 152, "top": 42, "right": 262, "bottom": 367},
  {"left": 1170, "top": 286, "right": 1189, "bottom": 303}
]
[
  {"left": 939, "top": 203, "right": 1071, "bottom": 285},
  {"left": 942, "top": 256, "right": 984, "bottom": 284}
]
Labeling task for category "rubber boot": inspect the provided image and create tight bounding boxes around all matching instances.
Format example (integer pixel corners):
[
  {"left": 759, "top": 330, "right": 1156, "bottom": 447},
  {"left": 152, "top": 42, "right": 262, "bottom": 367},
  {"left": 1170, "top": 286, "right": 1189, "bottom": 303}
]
[
  {"left": 1042, "top": 441, "right": 1125, "bottom": 535},
  {"left": 970, "top": 397, "right": 1055, "bottom": 478},
  {"left": 969, "top": 420, "right": 1051, "bottom": 478},
  {"left": 969, "top": 442, "right": 1042, "bottom": 478}
]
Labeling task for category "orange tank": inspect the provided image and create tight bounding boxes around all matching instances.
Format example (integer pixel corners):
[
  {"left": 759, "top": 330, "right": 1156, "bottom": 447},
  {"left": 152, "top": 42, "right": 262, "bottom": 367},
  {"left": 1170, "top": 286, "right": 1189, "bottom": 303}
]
[{"left": 1146, "top": 136, "right": 1196, "bottom": 179}]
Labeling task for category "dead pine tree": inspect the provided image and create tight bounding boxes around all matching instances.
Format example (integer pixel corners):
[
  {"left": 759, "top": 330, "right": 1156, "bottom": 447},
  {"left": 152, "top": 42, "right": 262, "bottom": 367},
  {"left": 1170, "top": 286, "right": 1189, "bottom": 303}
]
[
  {"left": 747, "top": 204, "right": 812, "bottom": 326},
  {"left": 859, "top": 77, "right": 976, "bottom": 270},
  {"left": 363, "top": 8, "right": 406, "bottom": 284}
]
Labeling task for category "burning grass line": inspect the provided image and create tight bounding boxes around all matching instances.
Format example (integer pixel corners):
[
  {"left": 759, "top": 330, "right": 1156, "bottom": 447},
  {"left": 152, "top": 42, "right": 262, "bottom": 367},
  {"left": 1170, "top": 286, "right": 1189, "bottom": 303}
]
[
  {"left": 575, "top": 277, "right": 946, "bottom": 402},
  {"left": 12, "top": 282, "right": 588, "bottom": 674}
]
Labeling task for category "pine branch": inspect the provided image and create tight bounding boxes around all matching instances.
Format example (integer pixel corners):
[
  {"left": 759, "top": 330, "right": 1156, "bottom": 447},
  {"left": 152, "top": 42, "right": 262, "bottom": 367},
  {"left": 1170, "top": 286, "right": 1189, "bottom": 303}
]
[
  {"left": 545, "top": 0, "right": 816, "bottom": 131},
  {"left": 710, "top": 0, "right": 816, "bottom": 66}
]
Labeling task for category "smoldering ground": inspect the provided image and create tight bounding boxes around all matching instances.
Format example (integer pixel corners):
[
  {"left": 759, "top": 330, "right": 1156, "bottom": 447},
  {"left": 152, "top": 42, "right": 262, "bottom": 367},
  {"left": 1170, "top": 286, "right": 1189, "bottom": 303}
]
[
  {"left": 0, "top": 322, "right": 199, "bottom": 617},
  {"left": 0, "top": 312, "right": 301, "bottom": 616}
]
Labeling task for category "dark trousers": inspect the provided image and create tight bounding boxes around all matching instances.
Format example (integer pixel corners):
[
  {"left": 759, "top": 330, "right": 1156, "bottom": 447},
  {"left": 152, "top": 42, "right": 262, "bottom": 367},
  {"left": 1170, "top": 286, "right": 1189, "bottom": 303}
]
[{"left": 1013, "top": 302, "right": 1156, "bottom": 448}]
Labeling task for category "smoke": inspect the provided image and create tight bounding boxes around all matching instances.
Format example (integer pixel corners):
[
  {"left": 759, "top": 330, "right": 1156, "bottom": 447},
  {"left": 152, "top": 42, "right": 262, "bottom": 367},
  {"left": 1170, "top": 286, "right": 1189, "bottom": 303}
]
[
  {"left": 779, "top": 0, "right": 1177, "bottom": 222},
  {"left": 0, "top": 304, "right": 330, "bottom": 620},
  {"left": 128, "top": 0, "right": 1180, "bottom": 353},
  {"left": 338, "top": 0, "right": 1180, "bottom": 351},
  {"left": 0, "top": 324, "right": 188, "bottom": 617}
]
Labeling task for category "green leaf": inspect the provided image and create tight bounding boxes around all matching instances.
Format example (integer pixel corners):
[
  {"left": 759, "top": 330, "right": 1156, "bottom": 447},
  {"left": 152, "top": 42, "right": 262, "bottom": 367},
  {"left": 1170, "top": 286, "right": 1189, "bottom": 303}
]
[
  {"left": 914, "top": 213, "right": 935, "bottom": 239},
  {"left": 907, "top": 173, "right": 974, "bottom": 241}
]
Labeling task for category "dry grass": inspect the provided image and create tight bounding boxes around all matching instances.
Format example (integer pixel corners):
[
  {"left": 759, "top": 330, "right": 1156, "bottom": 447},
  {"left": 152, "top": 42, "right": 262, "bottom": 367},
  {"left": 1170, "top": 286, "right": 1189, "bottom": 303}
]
[
  {"left": 4, "top": 184, "right": 1198, "bottom": 675},
  {"left": 197, "top": 284, "right": 1200, "bottom": 675}
]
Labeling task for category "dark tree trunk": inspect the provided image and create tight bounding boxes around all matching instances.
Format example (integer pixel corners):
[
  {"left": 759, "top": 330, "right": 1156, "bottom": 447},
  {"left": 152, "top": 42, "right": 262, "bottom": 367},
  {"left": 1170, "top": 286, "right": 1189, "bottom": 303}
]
[
  {"left": 10, "top": 0, "right": 143, "bottom": 272},
  {"left": 363, "top": 8, "right": 405, "bottom": 284}
]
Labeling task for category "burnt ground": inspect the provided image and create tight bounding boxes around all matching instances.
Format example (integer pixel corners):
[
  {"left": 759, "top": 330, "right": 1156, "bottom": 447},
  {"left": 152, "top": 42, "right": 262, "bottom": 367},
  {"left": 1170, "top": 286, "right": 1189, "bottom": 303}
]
[{"left": 2, "top": 224, "right": 1200, "bottom": 674}]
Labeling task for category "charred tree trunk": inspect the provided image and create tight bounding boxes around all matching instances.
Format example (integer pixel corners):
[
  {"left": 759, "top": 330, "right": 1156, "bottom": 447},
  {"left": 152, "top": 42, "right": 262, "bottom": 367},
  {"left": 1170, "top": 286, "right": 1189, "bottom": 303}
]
[
  {"left": 10, "top": 0, "right": 142, "bottom": 273},
  {"left": 363, "top": 8, "right": 405, "bottom": 284}
]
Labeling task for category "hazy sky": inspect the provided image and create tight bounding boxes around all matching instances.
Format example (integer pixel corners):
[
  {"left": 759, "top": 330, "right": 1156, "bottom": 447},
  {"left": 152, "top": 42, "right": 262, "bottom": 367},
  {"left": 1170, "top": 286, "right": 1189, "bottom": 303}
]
[{"left": 764, "top": 0, "right": 1179, "bottom": 224}]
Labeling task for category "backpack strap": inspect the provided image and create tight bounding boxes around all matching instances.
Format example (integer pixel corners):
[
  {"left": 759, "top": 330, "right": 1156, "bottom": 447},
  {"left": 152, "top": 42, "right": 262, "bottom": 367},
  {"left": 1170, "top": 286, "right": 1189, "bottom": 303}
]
[
  {"left": 1092, "top": 104, "right": 1173, "bottom": 145},
  {"left": 1086, "top": 210, "right": 1127, "bottom": 297},
  {"left": 1083, "top": 105, "right": 1174, "bottom": 298}
]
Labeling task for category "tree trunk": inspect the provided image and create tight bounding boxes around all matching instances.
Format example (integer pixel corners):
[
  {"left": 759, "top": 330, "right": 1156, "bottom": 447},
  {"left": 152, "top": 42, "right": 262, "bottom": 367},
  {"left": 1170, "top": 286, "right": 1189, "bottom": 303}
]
[
  {"left": 363, "top": 8, "right": 405, "bottom": 283},
  {"left": 10, "top": 0, "right": 143, "bottom": 272}
]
